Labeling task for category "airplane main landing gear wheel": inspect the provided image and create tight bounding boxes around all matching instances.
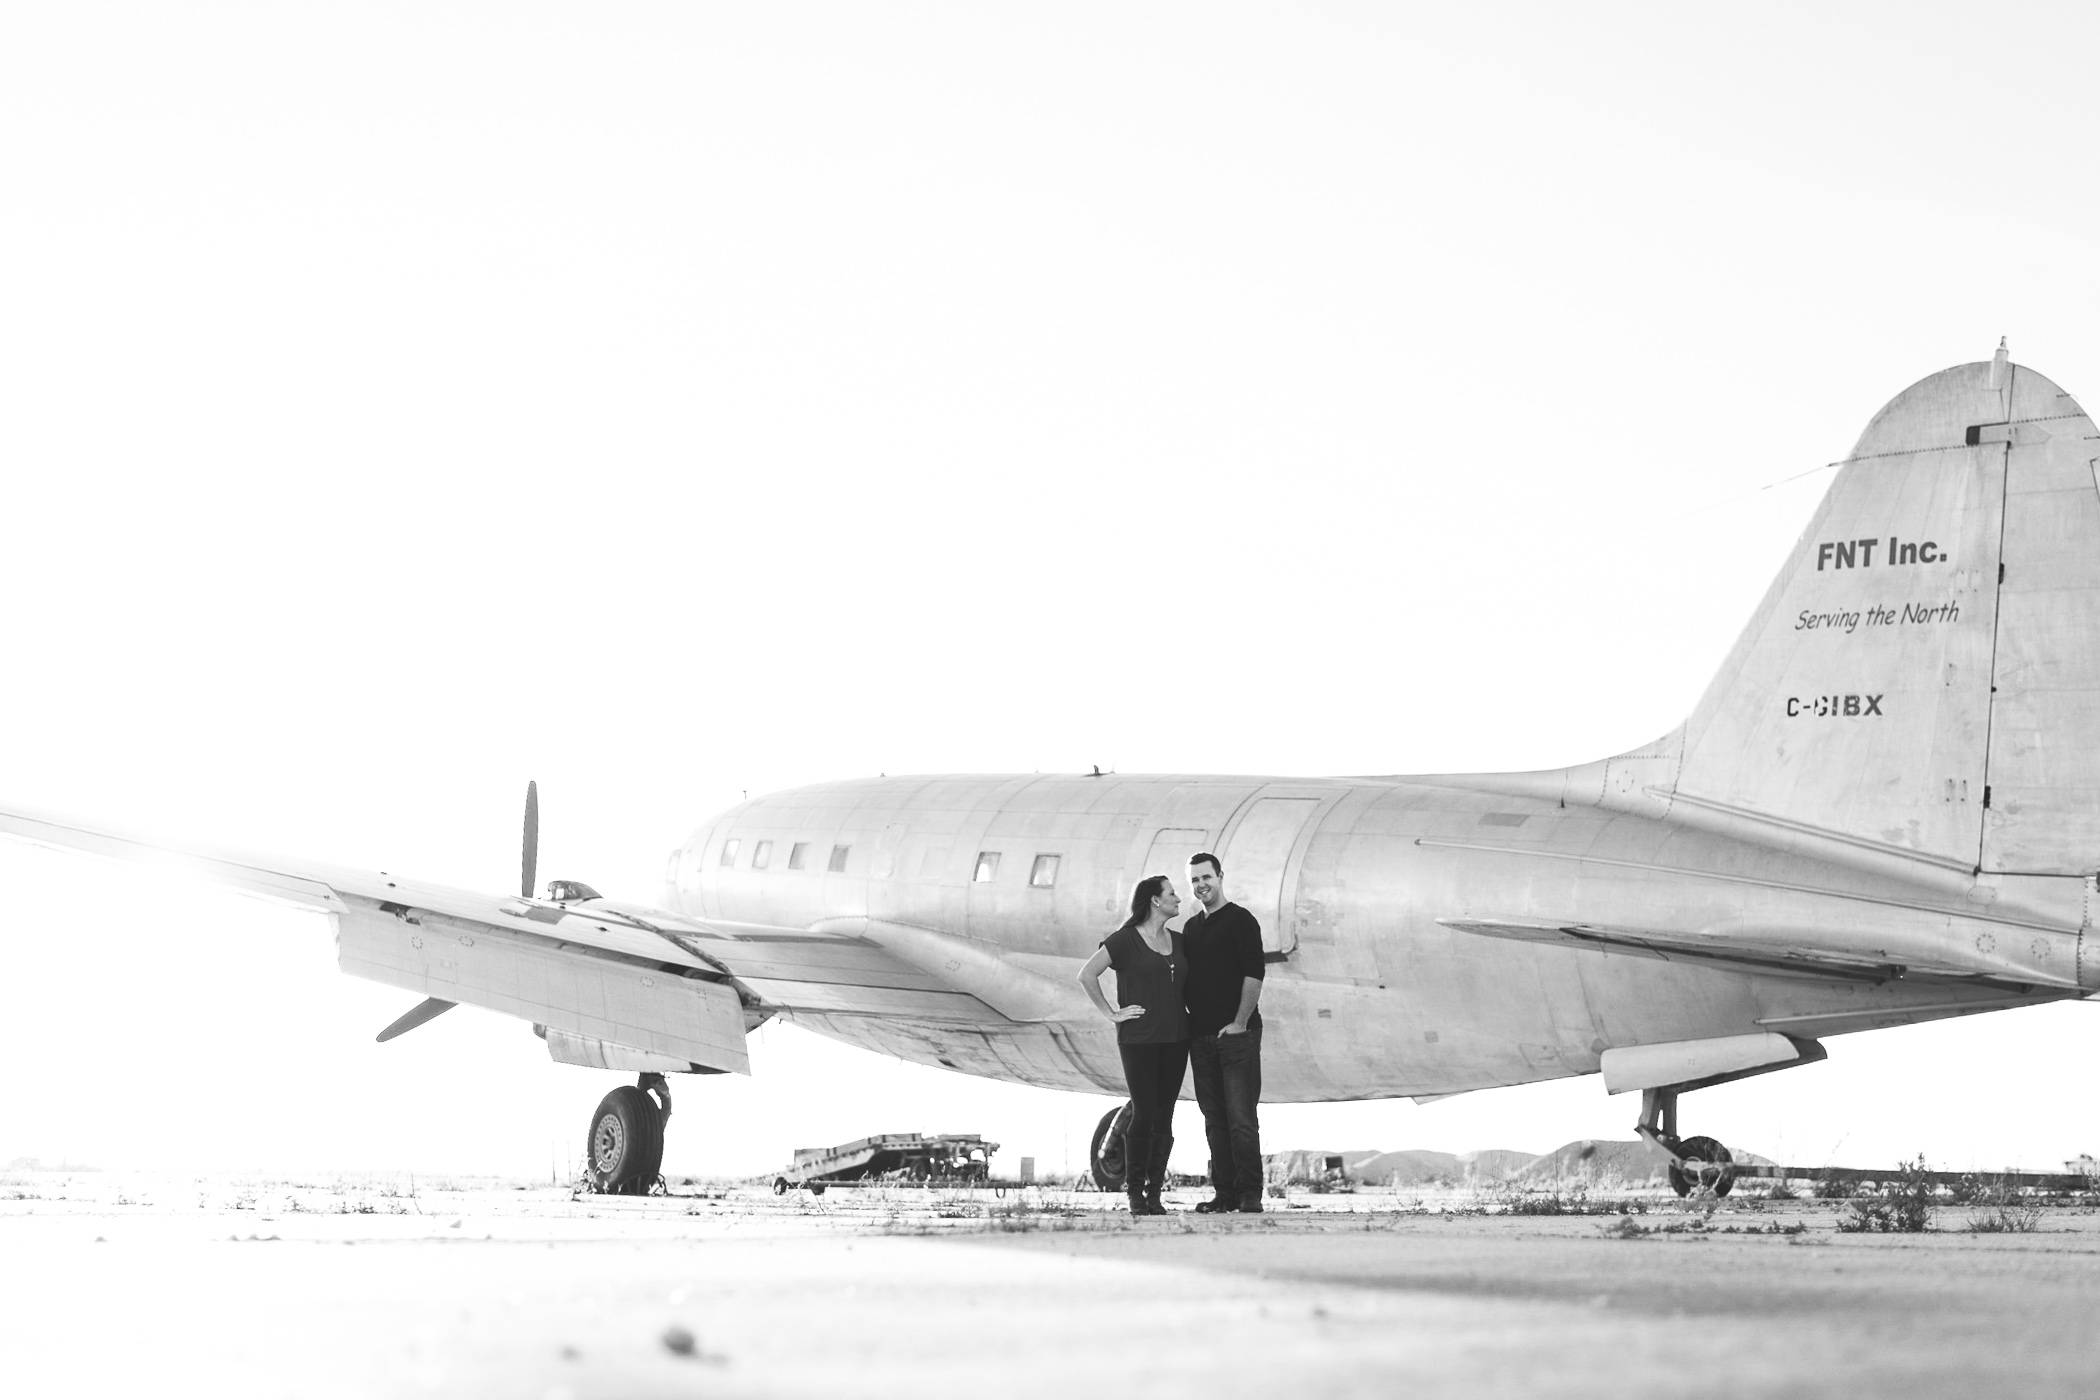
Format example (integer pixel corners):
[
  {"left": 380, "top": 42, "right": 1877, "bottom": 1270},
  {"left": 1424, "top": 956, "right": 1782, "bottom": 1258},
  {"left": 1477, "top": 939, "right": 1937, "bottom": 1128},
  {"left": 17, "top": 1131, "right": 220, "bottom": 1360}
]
[
  {"left": 1088, "top": 1102, "right": 1133, "bottom": 1191},
  {"left": 1636, "top": 1087, "right": 1735, "bottom": 1200},
  {"left": 585, "top": 1084, "right": 665, "bottom": 1195},
  {"left": 1667, "top": 1135, "right": 1736, "bottom": 1198}
]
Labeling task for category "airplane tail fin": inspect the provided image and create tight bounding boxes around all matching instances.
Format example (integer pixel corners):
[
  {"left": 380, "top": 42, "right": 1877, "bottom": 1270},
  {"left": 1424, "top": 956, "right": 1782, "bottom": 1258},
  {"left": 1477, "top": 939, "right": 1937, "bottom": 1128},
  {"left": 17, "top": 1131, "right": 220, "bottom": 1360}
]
[{"left": 1642, "top": 354, "right": 2100, "bottom": 876}]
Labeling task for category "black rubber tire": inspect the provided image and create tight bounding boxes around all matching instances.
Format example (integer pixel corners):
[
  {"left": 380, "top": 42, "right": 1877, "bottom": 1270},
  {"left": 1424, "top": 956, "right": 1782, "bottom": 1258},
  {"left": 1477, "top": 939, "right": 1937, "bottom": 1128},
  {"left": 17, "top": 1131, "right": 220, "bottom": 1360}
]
[
  {"left": 1088, "top": 1102, "right": 1133, "bottom": 1192},
  {"left": 1667, "top": 1135, "right": 1736, "bottom": 1198},
  {"left": 632, "top": 1109, "right": 666, "bottom": 1190},
  {"left": 584, "top": 1085, "right": 665, "bottom": 1195},
  {"left": 773, "top": 1177, "right": 790, "bottom": 1196},
  {"left": 809, "top": 1182, "right": 827, "bottom": 1196}
]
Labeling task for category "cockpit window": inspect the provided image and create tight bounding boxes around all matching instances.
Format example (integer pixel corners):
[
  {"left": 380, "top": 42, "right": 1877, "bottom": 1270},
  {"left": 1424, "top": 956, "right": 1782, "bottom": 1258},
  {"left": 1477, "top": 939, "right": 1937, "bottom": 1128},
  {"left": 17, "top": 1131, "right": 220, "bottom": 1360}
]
[
  {"left": 828, "top": 844, "right": 851, "bottom": 873},
  {"left": 1029, "top": 854, "right": 1060, "bottom": 888},
  {"left": 718, "top": 838, "right": 740, "bottom": 869},
  {"left": 788, "top": 842, "right": 809, "bottom": 870},
  {"left": 973, "top": 851, "right": 1001, "bottom": 882},
  {"left": 751, "top": 840, "right": 773, "bottom": 870}
]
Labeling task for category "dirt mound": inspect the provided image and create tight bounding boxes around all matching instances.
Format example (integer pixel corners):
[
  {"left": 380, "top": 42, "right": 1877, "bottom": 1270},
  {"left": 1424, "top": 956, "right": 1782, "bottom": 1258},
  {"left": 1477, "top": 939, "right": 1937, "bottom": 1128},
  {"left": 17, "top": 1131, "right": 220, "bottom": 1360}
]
[
  {"left": 1264, "top": 1149, "right": 1383, "bottom": 1182},
  {"left": 1457, "top": 1149, "right": 1537, "bottom": 1180},
  {"left": 1350, "top": 1149, "right": 1538, "bottom": 1186},
  {"left": 1262, "top": 1140, "right": 1773, "bottom": 1189},
  {"left": 1509, "top": 1139, "right": 1774, "bottom": 1185},
  {"left": 1509, "top": 1138, "right": 1676, "bottom": 1184}
]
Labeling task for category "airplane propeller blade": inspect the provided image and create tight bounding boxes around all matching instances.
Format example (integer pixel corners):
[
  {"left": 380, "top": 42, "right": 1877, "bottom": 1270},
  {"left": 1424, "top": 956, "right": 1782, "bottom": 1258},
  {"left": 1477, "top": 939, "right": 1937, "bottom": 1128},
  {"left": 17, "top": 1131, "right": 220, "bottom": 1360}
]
[
  {"left": 375, "top": 996, "right": 457, "bottom": 1043},
  {"left": 522, "top": 779, "right": 539, "bottom": 900}
]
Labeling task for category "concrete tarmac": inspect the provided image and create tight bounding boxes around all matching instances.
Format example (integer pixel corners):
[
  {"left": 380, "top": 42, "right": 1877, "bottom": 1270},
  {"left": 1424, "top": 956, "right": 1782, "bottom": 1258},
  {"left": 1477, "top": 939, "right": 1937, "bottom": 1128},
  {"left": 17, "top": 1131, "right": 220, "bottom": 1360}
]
[{"left": 3, "top": 1172, "right": 2094, "bottom": 1398}]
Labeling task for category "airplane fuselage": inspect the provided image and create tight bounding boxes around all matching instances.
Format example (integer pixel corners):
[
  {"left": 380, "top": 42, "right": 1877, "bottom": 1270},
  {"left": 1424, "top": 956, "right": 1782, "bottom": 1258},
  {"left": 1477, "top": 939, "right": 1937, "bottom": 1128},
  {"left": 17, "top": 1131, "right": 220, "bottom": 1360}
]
[{"left": 672, "top": 771, "right": 2081, "bottom": 1101}]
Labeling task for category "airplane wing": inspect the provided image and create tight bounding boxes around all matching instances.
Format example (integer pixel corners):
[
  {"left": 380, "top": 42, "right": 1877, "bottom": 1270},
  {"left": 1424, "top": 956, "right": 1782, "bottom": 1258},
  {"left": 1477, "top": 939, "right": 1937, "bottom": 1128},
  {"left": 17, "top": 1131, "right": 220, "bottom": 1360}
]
[
  {"left": 0, "top": 802, "right": 1017, "bottom": 1074},
  {"left": 641, "top": 918, "right": 1025, "bottom": 1027},
  {"left": 1436, "top": 916, "right": 2019, "bottom": 986}
]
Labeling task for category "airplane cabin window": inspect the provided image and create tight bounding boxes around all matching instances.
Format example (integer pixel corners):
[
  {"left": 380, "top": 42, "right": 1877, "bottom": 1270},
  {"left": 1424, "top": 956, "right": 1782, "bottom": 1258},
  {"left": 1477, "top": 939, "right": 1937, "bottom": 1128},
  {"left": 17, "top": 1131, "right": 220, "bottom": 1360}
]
[
  {"left": 828, "top": 844, "right": 851, "bottom": 873},
  {"left": 973, "top": 851, "right": 1001, "bottom": 882},
  {"left": 752, "top": 839, "right": 773, "bottom": 870},
  {"left": 788, "top": 842, "right": 809, "bottom": 870},
  {"left": 1029, "top": 854, "right": 1059, "bottom": 888},
  {"left": 719, "top": 838, "right": 740, "bottom": 868}
]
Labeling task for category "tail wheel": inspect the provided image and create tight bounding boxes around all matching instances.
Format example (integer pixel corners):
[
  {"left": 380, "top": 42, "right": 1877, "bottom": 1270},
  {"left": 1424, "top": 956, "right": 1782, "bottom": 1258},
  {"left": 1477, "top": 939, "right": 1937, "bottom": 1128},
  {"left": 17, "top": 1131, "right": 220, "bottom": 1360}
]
[
  {"left": 585, "top": 1085, "right": 665, "bottom": 1195},
  {"left": 1088, "top": 1102, "right": 1133, "bottom": 1192},
  {"left": 1667, "top": 1135, "right": 1736, "bottom": 1198}
]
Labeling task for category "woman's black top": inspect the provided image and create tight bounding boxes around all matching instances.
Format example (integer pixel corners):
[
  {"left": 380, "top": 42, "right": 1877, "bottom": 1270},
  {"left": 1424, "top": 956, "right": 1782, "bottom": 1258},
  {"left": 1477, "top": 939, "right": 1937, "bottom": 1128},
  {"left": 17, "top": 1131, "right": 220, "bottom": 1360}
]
[{"left": 1101, "top": 923, "right": 1189, "bottom": 1045}]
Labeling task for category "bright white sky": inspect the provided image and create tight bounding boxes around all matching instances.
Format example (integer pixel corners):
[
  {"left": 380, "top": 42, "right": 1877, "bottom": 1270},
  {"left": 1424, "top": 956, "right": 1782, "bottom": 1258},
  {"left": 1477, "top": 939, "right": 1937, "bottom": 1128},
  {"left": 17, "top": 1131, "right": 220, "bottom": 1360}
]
[{"left": 3, "top": 3, "right": 2096, "bottom": 1181}]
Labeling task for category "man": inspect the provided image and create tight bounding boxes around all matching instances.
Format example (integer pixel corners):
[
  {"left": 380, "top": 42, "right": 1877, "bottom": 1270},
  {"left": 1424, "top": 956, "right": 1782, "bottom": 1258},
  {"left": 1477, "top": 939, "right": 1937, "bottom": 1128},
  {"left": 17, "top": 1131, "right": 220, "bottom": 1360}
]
[{"left": 1181, "top": 851, "right": 1265, "bottom": 1212}]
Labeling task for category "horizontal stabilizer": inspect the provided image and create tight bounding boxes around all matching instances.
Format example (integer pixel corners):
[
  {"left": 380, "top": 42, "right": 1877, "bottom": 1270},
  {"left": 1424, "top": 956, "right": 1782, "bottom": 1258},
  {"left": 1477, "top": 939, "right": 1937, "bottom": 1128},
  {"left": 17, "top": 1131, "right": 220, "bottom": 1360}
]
[{"left": 1440, "top": 916, "right": 1978, "bottom": 985}]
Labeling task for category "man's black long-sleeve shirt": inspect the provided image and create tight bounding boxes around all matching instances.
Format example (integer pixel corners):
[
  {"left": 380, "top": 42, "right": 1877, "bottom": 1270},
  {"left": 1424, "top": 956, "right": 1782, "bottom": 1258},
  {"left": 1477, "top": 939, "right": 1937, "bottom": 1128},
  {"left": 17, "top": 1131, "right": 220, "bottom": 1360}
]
[{"left": 1182, "top": 901, "right": 1264, "bottom": 1035}]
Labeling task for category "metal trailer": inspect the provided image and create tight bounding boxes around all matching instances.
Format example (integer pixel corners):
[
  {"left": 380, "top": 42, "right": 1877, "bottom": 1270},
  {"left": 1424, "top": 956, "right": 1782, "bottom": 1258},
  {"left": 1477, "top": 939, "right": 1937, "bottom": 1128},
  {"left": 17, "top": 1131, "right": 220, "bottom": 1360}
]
[{"left": 771, "top": 1133, "right": 1000, "bottom": 1195}]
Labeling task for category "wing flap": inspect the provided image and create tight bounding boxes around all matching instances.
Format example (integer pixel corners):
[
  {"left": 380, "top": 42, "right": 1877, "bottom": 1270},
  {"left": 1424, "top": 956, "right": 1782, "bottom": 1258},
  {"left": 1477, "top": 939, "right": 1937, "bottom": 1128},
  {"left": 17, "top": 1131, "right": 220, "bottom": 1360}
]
[
  {"left": 669, "top": 933, "right": 956, "bottom": 991},
  {"left": 337, "top": 903, "right": 751, "bottom": 1072},
  {"left": 731, "top": 978, "right": 1017, "bottom": 1023},
  {"left": 673, "top": 924, "right": 1021, "bottom": 1022}
]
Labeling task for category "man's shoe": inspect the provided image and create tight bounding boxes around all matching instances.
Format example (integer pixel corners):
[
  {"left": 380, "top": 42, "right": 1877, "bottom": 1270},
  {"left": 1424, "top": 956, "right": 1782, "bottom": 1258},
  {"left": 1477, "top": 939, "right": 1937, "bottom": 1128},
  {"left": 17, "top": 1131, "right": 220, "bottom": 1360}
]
[
  {"left": 1192, "top": 1198, "right": 1235, "bottom": 1214},
  {"left": 1236, "top": 1197, "right": 1265, "bottom": 1214}
]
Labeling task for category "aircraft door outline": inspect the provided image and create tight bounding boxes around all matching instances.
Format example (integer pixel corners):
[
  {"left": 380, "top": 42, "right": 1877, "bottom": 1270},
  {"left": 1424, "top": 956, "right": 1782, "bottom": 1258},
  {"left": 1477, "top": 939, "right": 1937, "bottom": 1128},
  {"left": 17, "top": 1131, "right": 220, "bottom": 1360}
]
[
  {"left": 1214, "top": 793, "right": 1328, "bottom": 958},
  {"left": 1140, "top": 828, "right": 1213, "bottom": 905}
]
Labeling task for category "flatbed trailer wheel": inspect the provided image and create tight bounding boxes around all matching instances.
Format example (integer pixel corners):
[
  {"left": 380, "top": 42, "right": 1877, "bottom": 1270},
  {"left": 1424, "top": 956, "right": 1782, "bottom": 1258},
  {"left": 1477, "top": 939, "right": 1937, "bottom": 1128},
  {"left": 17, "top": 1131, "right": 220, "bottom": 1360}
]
[
  {"left": 773, "top": 1177, "right": 790, "bottom": 1196},
  {"left": 1088, "top": 1102, "right": 1133, "bottom": 1192},
  {"left": 585, "top": 1085, "right": 665, "bottom": 1195},
  {"left": 1668, "top": 1135, "right": 1735, "bottom": 1198}
]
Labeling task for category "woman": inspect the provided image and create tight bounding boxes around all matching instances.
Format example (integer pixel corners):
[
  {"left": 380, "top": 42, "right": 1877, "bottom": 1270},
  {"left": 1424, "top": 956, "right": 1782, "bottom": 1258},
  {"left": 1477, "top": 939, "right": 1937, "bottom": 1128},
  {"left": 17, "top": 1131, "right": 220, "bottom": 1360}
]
[{"left": 1077, "top": 874, "right": 1190, "bottom": 1215}]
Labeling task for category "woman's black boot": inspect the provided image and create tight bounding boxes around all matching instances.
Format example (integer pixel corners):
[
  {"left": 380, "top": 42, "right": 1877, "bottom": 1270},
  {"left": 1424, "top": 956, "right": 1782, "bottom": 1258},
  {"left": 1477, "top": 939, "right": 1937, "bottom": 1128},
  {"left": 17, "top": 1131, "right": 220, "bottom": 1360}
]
[
  {"left": 1143, "top": 1135, "right": 1174, "bottom": 1213},
  {"left": 1123, "top": 1131, "right": 1155, "bottom": 1214}
]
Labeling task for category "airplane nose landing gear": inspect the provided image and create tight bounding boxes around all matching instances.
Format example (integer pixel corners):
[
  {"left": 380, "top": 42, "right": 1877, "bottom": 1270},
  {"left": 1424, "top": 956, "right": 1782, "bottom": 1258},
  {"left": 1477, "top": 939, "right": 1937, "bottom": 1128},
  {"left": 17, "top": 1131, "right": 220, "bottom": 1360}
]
[
  {"left": 583, "top": 1073, "right": 671, "bottom": 1195},
  {"left": 1635, "top": 1087, "right": 1737, "bottom": 1198}
]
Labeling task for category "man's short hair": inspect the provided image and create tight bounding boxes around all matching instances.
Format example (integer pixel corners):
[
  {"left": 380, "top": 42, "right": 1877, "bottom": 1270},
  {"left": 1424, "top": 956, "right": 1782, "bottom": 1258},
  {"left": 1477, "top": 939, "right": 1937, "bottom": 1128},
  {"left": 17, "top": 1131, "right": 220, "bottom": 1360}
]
[{"left": 1188, "top": 851, "right": 1222, "bottom": 878}]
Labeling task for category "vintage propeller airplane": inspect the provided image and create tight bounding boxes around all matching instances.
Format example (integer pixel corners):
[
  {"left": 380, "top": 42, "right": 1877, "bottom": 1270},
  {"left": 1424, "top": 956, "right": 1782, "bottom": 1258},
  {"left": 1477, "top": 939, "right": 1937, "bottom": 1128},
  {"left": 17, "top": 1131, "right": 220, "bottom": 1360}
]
[{"left": 6, "top": 348, "right": 2097, "bottom": 1196}]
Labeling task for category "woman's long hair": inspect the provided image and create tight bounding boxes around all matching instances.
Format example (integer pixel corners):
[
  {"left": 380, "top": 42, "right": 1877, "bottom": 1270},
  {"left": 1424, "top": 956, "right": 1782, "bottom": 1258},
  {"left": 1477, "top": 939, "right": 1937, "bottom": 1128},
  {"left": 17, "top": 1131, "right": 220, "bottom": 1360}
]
[{"left": 1126, "top": 874, "right": 1170, "bottom": 926}]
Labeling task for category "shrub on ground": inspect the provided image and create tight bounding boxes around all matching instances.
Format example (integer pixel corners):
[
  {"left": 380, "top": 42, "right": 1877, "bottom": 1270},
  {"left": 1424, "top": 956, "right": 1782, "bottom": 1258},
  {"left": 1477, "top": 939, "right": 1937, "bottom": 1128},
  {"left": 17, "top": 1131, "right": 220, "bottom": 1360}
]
[
  {"left": 1956, "top": 1177, "right": 2043, "bottom": 1233},
  {"left": 1836, "top": 1156, "right": 1936, "bottom": 1233},
  {"left": 1814, "top": 1171, "right": 1857, "bottom": 1201}
]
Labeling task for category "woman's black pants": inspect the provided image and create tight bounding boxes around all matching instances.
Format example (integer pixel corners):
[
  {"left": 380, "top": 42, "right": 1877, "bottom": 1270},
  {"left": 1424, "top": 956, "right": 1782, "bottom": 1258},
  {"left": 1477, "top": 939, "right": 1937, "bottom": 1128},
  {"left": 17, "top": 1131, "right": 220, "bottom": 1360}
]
[{"left": 1118, "top": 1040, "right": 1190, "bottom": 1189}]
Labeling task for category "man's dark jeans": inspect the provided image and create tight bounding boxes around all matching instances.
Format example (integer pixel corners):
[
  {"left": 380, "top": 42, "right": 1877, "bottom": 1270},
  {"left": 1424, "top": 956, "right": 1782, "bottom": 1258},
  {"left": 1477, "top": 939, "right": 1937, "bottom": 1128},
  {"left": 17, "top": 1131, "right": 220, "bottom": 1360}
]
[{"left": 1189, "top": 1025, "right": 1263, "bottom": 1204}]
